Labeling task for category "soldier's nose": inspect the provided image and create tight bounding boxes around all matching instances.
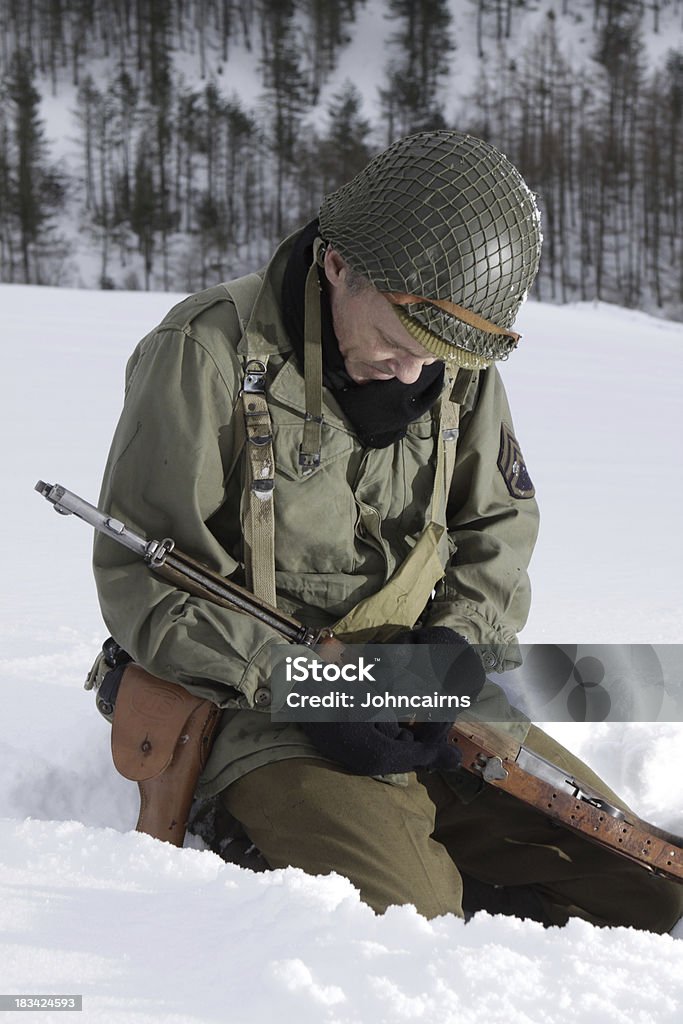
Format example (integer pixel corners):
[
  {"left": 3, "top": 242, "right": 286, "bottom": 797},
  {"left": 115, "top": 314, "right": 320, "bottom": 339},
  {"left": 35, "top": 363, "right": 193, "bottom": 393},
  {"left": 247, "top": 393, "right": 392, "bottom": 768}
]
[{"left": 391, "top": 358, "right": 427, "bottom": 384}]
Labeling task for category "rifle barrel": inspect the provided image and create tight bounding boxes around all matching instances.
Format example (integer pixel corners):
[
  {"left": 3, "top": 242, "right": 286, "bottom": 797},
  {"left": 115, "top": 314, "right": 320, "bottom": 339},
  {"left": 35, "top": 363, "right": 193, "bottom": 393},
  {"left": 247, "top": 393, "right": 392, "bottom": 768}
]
[
  {"left": 35, "top": 481, "right": 318, "bottom": 646},
  {"left": 35, "top": 481, "right": 154, "bottom": 560}
]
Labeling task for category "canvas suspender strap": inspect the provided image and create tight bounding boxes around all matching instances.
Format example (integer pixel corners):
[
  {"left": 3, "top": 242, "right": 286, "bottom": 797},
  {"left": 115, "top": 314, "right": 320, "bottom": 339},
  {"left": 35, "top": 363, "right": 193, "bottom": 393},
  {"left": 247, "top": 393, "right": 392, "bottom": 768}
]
[
  {"left": 427, "top": 366, "right": 480, "bottom": 533},
  {"left": 442, "top": 396, "right": 460, "bottom": 512},
  {"left": 429, "top": 372, "right": 461, "bottom": 529},
  {"left": 241, "top": 362, "right": 277, "bottom": 607},
  {"left": 241, "top": 241, "right": 324, "bottom": 604},
  {"left": 299, "top": 238, "right": 325, "bottom": 471},
  {"left": 220, "top": 272, "right": 278, "bottom": 608}
]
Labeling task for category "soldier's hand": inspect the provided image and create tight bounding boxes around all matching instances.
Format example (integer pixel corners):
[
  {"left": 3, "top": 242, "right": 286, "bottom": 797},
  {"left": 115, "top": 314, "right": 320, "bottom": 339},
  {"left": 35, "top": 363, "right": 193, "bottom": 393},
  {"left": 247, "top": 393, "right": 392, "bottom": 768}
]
[
  {"left": 387, "top": 627, "right": 487, "bottom": 711},
  {"left": 298, "top": 719, "right": 462, "bottom": 776}
]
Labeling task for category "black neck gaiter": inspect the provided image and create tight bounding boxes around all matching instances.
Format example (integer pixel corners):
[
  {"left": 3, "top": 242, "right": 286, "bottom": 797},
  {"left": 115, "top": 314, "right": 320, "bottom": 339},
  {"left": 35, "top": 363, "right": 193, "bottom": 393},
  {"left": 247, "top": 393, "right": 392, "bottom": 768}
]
[{"left": 281, "top": 221, "right": 444, "bottom": 449}]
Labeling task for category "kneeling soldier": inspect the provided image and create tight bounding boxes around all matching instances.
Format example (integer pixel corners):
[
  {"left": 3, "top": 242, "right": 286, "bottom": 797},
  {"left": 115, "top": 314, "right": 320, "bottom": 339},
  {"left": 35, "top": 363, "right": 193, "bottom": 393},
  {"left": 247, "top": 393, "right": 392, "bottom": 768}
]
[{"left": 90, "top": 132, "right": 683, "bottom": 932}]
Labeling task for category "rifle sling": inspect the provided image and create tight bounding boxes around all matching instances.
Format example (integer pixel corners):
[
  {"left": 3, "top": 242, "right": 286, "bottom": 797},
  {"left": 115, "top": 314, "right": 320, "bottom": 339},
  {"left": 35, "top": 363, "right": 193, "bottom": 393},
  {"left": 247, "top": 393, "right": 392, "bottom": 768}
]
[{"left": 449, "top": 721, "right": 683, "bottom": 883}]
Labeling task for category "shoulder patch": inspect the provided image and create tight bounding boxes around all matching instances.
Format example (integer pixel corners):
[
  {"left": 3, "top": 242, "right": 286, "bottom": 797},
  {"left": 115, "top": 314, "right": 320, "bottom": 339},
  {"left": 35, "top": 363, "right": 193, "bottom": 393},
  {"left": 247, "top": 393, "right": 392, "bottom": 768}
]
[{"left": 497, "top": 423, "right": 535, "bottom": 499}]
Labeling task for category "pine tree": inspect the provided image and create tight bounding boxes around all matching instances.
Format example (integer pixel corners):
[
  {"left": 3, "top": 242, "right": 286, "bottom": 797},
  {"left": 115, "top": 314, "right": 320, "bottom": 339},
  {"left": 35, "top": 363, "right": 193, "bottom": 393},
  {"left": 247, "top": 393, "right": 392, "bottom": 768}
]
[
  {"left": 130, "top": 144, "right": 158, "bottom": 290},
  {"left": 143, "top": 0, "right": 176, "bottom": 287},
  {"left": 301, "top": 0, "right": 365, "bottom": 100},
  {"left": 593, "top": 12, "right": 645, "bottom": 303},
  {"left": 75, "top": 75, "right": 99, "bottom": 212},
  {"left": 194, "top": 191, "right": 230, "bottom": 289},
  {"left": 175, "top": 85, "right": 202, "bottom": 233},
  {"left": 222, "top": 97, "right": 257, "bottom": 252},
  {"left": 318, "top": 81, "right": 373, "bottom": 195},
  {"left": 0, "top": 102, "right": 16, "bottom": 277},
  {"left": 4, "top": 50, "right": 65, "bottom": 283},
  {"left": 379, "top": 0, "right": 452, "bottom": 142},
  {"left": 111, "top": 68, "right": 138, "bottom": 223},
  {"left": 260, "top": 0, "right": 309, "bottom": 237},
  {"left": 664, "top": 50, "right": 683, "bottom": 267}
]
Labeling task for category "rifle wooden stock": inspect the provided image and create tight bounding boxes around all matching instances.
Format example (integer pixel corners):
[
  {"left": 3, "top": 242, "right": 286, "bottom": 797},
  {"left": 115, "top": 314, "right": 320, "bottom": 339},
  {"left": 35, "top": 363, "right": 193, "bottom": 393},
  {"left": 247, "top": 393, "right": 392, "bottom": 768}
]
[
  {"left": 152, "top": 546, "right": 320, "bottom": 646},
  {"left": 449, "top": 719, "right": 683, "bottom": 883}
]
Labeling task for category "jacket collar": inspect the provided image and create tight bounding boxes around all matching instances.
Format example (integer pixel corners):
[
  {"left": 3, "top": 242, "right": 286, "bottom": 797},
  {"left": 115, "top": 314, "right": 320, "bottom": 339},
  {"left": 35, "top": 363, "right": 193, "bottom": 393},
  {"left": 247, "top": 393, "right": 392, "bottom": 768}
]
[
  {"left": 237, "top": 231, "right": 299, "bottom": 361},
  {"left": 236, "top": 230, "right": 441, "bottom": 437},
  {"left": 236, "top": 230, "right": 354, "bottom": 434}
]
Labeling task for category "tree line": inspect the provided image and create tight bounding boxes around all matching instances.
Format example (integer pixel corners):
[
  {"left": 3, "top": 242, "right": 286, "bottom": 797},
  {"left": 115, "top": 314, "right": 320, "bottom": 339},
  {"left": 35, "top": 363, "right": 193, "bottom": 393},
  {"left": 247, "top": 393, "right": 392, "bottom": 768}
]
[{"left": 0, "top": 0, "right": 682, "bottom": 319}]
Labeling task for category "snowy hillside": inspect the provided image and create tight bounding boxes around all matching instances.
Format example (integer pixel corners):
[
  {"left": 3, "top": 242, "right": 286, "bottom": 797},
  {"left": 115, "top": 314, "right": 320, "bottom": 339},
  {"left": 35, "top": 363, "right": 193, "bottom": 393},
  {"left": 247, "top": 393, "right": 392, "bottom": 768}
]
[
  {"left": 1, "top": 285, "right": 682, "bottom": 1021},
  {"left": 3, "top": 0, "right": 683, "bottom": 310}
]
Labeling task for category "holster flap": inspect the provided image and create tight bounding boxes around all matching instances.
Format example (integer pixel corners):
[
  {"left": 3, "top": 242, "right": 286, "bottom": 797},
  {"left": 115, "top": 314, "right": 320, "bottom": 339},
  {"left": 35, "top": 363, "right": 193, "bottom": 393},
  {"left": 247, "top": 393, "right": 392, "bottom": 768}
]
[{"left": 111, "top": 664, "right": 212, "bottom": 782}]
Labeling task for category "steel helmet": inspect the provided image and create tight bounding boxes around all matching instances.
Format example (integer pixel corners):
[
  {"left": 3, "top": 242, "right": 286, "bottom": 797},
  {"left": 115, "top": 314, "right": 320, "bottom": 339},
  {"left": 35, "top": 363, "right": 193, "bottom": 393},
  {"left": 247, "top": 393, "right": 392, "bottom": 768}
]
[{"left": 318, "top": 131, "right": 542, "bottom": 368}]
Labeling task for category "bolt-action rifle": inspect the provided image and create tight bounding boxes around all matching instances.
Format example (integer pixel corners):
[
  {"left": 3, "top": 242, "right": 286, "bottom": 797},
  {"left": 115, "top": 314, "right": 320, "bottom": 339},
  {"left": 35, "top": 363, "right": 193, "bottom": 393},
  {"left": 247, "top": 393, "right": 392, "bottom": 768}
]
[{"left": 36, "top": 480, "right": 683, "bottom": 882}]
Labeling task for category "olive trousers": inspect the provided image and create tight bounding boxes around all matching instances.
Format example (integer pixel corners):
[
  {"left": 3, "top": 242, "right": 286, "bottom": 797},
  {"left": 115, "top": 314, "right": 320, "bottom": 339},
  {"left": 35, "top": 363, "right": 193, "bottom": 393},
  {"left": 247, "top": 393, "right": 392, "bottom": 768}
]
[{"left": 219, "top": 725, "right": 683, "bottom": 932}]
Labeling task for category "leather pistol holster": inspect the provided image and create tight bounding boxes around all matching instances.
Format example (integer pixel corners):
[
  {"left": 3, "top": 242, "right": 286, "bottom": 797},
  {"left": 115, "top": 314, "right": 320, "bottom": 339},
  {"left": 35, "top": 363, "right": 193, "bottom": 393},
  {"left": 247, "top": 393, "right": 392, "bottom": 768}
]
[{"left": 111, "top": 664, "right": 220, "bottom": 846}]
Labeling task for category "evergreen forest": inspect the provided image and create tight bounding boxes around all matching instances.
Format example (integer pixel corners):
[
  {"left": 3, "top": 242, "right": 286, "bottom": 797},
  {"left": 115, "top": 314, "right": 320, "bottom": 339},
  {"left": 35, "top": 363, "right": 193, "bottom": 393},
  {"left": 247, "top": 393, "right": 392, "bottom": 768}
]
[{"left": 1, "top": 0, "right": 682, "bottom": 318}]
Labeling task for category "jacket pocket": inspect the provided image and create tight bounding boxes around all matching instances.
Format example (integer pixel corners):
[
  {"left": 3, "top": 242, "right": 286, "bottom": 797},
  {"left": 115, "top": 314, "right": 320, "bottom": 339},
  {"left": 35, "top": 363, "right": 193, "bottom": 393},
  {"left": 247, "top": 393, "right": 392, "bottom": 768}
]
[{"left": 271, "top": 421, "right": 359, "bottom": 574}]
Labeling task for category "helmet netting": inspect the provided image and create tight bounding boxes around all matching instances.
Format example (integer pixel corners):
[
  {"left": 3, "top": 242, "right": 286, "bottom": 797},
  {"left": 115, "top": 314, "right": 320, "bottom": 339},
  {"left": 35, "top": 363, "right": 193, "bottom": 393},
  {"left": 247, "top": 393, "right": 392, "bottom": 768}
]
[{"left": 319, "top": 131, "right": 542, "bottom": 362}]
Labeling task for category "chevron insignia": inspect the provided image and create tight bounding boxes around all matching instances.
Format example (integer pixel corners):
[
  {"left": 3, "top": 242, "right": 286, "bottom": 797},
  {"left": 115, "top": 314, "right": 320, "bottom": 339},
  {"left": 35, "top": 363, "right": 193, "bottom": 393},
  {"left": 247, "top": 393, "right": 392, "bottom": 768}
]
[{"left": 497, "top": 423, "right": 535, "bottom": 499}]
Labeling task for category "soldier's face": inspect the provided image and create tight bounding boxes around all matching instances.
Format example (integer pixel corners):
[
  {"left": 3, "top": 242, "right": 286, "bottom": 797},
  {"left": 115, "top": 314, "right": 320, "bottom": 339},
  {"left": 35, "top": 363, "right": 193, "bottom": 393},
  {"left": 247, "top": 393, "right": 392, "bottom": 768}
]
[{"left": 324, "top": 249, "right": 437, "bottom": 385}]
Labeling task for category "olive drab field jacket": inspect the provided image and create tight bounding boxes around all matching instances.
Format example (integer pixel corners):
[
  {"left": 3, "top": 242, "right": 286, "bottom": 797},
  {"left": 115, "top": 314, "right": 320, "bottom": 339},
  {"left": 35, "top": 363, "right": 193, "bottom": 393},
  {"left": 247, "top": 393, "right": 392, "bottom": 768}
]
[{"left": 93, "top": 232, "right": 539, "bottom": 795}]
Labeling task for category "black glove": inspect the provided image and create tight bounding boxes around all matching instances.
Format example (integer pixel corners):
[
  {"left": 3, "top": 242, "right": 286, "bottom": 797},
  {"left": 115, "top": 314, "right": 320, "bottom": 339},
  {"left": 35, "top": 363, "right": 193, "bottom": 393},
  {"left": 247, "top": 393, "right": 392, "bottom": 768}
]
[
  {"left": 299, "top": 718, "right": 462, "bottom": 776},
  {"left": 388, "top": 626, "right": 487, "bottom": 715},
  {"left": 297, "top": 628, "right": 482, "bottom": 775}
]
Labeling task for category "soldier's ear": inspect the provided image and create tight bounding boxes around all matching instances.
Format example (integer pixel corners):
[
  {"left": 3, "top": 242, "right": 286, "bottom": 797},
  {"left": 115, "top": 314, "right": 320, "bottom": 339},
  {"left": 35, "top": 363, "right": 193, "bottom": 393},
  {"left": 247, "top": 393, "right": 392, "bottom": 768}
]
[{"left": 322, "top": 247, "right": 346, "bottom": 289}]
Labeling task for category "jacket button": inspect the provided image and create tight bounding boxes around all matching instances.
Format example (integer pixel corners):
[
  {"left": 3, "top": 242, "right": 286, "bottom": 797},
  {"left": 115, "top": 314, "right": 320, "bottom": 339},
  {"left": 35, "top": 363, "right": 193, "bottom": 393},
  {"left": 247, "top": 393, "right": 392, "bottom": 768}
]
[
  {"left": 482, "top": 651, "right": 497, "bottom": 669},
  {"left": 254, "top": 687, "right": 271, "bottom": 707}
]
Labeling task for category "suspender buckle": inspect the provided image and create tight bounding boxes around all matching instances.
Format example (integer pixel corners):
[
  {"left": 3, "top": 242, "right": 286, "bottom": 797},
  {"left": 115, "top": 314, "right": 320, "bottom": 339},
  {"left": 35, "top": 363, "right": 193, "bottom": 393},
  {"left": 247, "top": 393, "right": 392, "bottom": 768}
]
[
  {"left": 251, "top": 479, "right": 274, "bottom": 499},
  {"left": 298, "top": 447, "right": 321, "bottom": 469},
  {"left": 243, "top": 360, "right": 267, "bottom": 394}
]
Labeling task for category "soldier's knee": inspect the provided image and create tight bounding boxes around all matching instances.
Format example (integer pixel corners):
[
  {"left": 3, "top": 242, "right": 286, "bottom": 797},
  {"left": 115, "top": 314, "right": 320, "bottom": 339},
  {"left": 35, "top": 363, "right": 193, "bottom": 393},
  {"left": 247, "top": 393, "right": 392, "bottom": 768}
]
[
  {"left": 594, "top": 876, "right": 683, "bottom": 934},
  {"left": 641, "top": 879, "right": 683, "bottom": 935}
]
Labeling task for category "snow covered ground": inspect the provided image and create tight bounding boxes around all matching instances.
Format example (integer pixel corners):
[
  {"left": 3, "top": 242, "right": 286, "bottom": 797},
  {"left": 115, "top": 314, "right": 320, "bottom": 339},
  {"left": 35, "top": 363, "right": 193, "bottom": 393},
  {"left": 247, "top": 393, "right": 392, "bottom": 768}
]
[{"left": 1, "top": 284, "right": 682, "bottom": 1021}]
